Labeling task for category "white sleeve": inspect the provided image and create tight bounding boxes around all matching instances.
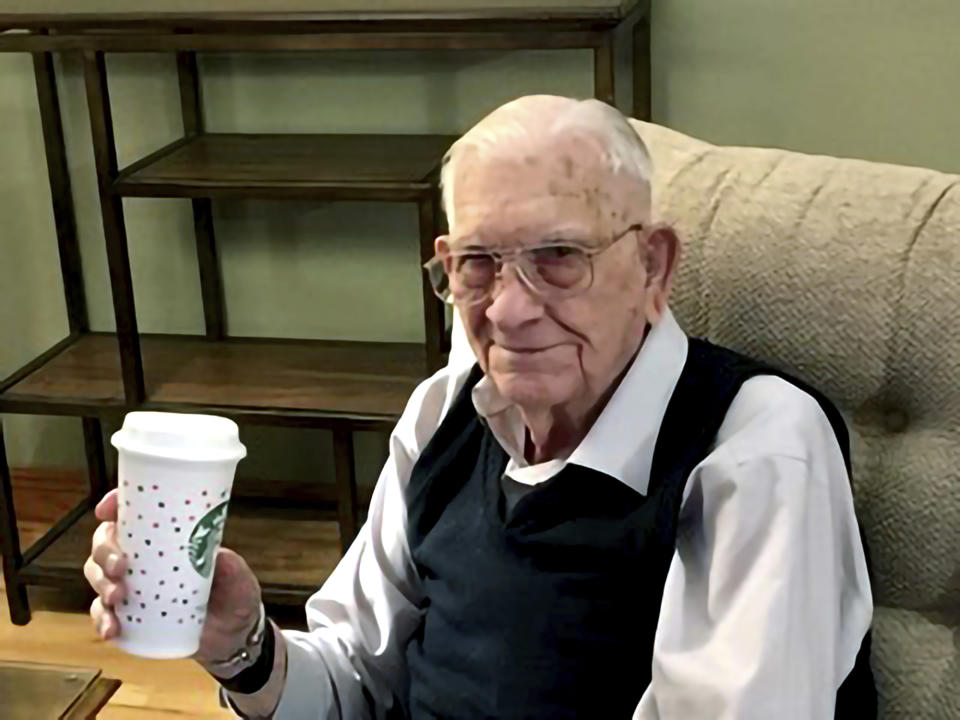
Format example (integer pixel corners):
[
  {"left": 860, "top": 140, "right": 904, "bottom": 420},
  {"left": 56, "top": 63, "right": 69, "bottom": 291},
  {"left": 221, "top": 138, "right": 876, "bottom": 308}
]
[
  {"left": 273, "top": 363, "right": 473, "bottom": 720},
  {"left": 633, "top": 377, "right": 873, "bottom": 720}
]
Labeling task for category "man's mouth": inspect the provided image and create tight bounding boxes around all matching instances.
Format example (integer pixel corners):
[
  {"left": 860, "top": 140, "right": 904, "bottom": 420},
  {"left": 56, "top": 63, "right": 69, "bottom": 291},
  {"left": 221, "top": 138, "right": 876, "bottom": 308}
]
[{"left": 495, "top": 344, "right": 559, "bottom": 354}]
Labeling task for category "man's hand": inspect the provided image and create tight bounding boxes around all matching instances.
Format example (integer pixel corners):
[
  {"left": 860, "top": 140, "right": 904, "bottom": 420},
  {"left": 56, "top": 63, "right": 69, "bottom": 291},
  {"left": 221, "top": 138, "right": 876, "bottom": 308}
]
[
  {"left": 192, "top": 547, "right": 263, "bottom": 672},
  {"left": 84, "top": 489, "right": 128, "bottom": 640},
  {"left": 85, "top": 489, "right": 263, "bottom": 671}
]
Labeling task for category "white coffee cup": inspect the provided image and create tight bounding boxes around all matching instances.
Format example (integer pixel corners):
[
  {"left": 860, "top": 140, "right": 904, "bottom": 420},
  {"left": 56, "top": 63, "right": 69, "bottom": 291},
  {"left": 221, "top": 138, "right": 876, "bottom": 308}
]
[{"left": 110, "top": 411, "right": 246, "bottom": 658}]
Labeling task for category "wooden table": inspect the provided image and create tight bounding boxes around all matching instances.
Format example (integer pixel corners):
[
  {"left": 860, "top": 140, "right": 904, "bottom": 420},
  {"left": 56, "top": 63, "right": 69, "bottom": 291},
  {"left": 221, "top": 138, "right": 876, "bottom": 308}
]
[
  {"left": 0, "top": 660, "right": 120, "bottom": 719},
  {"left": 0, "top": 1, "right": 651, "bottom": 626}
]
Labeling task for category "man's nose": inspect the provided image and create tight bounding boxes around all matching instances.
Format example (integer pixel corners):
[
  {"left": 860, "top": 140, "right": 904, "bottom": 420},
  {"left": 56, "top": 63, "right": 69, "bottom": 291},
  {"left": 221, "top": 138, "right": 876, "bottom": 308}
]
[{"left": 485, "top": 263, "right": 544, "bottom": 329}]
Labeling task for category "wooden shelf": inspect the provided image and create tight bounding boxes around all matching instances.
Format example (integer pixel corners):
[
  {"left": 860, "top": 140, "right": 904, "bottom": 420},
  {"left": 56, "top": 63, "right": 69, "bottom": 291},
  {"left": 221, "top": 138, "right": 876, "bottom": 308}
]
[
  {"left": 0, "top": 333, "right": 426, "bottom": 426},
  {"left": 19, "top": 504, "right": 343, "bottom": 606},
  {"left": 0, "top": 1, "right": 633, "bottom": 32},
  {"left": 114, "top": 133, "right": 457, "bottom": 201}
]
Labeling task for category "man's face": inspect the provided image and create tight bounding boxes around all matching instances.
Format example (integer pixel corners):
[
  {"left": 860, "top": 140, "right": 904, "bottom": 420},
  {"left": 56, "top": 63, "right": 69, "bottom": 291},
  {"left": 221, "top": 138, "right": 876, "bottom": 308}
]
[{"left": 441, "top": 134, "right": 667, "bottom": 414}]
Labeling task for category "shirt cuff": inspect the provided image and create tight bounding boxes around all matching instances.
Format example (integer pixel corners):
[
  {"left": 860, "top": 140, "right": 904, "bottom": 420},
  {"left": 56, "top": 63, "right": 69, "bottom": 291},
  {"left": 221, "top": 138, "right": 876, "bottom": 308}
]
[{"left": 271, "top": 632, "right": 337, "bottom": 720}]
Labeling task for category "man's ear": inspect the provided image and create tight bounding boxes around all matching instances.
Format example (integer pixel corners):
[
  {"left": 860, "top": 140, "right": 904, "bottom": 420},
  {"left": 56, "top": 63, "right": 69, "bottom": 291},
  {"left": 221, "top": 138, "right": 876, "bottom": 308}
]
[
  {"left": 435, "top": 235, "right": 451, "bottom": 255},
  {"left": 642, "top": 224, "right": 682, "bottom": 320}
]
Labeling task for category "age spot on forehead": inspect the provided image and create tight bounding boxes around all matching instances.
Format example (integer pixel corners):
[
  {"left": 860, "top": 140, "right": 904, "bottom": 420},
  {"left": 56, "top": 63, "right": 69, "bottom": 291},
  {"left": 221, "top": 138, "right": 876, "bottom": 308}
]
[{"left": 562, "top": 156, "right": 575, "bottom": 178}]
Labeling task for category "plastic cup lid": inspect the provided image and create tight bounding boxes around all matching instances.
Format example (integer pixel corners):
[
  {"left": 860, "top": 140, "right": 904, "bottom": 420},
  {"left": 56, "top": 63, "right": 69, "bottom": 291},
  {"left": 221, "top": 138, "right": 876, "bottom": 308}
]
[{"left": 111, "top": 411, "right": 246, "bottom": 463}]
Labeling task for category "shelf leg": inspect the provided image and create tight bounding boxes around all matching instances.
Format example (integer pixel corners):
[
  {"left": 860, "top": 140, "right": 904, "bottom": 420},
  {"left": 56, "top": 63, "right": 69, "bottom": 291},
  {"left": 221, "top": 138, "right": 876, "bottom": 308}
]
[
  {"left": 34, "top": 51, "right": 89, "bottom": 336},
  {"left": 83, "top": 417, "right": 109, "bottom": 504},
  {"left": 176, "top": 51, "right": 204, "bottom": 138},
  {"left": 0, "top": 422, "right": 30, "bottom": 625},
  {"left": 192, "top": 199, "right": 226, "bottom": 340},
  {"left": 332, "top": 427, "right": 358, "bottom": 555},
  {"left": 82, "top": 50, "right": 145, "bottom": 406},
  {"left": 176, "top": 52, "right": 226, "bottom": 340},
  {"left": 633, "top": 12, "right": 652, "bottom": 121},
  {"left": 594, "top": 33, "right": 616, "bottom": 108},
  {"left": 418, "top": 192, "right": 445, "bottom": 373}
]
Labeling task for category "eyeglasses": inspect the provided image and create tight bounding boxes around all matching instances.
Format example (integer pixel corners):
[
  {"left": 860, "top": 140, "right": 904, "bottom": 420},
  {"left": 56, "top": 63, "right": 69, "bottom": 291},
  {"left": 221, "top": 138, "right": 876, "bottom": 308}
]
[{"left": 423, "top": 223, "right": 645, "bottom": 306}]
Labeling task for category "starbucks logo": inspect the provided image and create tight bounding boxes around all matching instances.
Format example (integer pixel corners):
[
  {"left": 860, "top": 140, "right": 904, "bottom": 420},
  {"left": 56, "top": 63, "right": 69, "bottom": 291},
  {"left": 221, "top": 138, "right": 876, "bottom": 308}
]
[{"left": 188, "top": 502, "right": 228, "bottom": 578}]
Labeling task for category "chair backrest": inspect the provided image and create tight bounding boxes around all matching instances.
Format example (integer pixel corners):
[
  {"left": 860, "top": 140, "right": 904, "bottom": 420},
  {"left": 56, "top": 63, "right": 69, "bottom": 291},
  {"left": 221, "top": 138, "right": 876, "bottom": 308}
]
[{"left": 631, "top": 119, "right": 960, "bottom": 718}]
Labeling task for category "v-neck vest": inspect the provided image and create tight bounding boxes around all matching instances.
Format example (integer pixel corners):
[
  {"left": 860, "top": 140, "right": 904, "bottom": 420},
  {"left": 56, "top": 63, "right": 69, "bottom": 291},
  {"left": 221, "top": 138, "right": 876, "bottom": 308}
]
[{"left": 402, "top": 339, "right": 875, "bottom": 719}]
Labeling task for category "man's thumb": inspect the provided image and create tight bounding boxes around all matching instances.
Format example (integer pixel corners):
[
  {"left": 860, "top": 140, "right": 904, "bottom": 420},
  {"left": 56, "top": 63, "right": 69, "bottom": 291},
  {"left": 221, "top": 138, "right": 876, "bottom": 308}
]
[{"left": 209, "top": 547, "right": 259, "bottom": 618}]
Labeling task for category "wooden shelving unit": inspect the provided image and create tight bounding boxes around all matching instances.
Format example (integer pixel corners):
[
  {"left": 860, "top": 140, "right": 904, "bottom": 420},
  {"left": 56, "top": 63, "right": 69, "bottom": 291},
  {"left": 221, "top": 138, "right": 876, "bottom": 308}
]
[
  {"left": 0, "top": 333, "right": 426, "bottom": 422},
  {"left": 115, "top": 133, "right": 459, "bottom": 201},
  {"left": 0, "top": 1, "right": 652, "bottom": 626}
]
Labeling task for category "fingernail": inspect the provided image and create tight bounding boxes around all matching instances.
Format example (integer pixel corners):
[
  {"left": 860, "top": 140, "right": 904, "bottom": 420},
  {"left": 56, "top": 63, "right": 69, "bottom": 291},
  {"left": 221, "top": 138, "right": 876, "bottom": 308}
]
[{"left": 106, "top": 553, "right": 120, "bottom": 574}]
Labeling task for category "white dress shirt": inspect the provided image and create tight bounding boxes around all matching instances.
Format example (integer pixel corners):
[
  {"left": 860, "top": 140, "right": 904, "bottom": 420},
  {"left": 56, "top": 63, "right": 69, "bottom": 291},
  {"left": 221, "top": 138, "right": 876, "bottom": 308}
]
[{"left": 251, "top": 308, "right": 873, "bottom": 720}]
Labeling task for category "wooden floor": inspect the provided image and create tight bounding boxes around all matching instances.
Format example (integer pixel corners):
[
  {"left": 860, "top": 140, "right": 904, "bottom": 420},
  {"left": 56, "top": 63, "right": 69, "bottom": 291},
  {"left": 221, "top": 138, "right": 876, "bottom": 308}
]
[
  {"left": 0, "top": 596, "right": 236, "bottom": 719},
  {"left": 6, "top": 468, "right": 88, "bottom": 555},
  {"left": 0, "top": 470, "right": 321, "bottom": 718}
]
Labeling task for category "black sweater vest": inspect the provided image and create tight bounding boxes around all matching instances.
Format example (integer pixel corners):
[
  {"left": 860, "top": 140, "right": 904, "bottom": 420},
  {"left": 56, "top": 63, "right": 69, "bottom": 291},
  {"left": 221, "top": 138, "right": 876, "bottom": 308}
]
[{"left": 402, "top": 339, "right": 875, "bottom": 719}]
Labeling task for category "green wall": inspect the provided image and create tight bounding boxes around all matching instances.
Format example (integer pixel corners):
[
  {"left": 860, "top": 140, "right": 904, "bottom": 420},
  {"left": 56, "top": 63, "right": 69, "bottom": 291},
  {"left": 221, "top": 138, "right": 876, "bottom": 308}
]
[
  {"left": 654, "top": 1, "right": 960, "bottom": 173},
  {"left": 2, "top": 1, "right": 958, "bottom": 485},
  {"left": 0, "top": 53, "right": 81, "bottom": 468}
]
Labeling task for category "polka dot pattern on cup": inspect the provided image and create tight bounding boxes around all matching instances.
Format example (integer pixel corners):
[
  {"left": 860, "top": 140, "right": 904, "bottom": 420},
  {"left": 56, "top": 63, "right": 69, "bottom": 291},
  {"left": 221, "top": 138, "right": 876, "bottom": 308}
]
[{"left": 116, "top": 478, "right": 230, "bottom": 629}]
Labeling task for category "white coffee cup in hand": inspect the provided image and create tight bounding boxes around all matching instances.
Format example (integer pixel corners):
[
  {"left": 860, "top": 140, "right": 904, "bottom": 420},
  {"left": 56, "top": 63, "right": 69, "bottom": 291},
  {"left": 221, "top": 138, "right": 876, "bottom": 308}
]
[
  {"left": 86, "top": 488, "right": 263, "bottom": 666},
  {"left": 85, "top": 412, "right": 257, "bottom": 660}
]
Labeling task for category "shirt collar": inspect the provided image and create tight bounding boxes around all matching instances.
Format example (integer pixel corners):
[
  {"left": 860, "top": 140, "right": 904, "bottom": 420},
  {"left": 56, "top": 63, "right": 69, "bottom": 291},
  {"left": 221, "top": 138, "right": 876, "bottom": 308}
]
[{"left": 471, "top": 307, "right": 689, "bottom": 496}]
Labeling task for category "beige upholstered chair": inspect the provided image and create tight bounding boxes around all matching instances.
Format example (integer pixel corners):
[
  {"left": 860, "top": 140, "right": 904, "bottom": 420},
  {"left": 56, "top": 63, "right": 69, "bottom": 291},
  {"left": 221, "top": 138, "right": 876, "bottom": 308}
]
[{"left": 631, "top": 120, "right": 959, "bottom": 718}]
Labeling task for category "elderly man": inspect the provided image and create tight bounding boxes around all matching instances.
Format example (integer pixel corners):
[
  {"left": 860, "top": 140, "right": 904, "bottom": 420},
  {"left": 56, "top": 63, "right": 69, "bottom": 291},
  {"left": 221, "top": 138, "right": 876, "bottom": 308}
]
[{"left": 85, "top": 95, "right": 875, "bottom": 718}]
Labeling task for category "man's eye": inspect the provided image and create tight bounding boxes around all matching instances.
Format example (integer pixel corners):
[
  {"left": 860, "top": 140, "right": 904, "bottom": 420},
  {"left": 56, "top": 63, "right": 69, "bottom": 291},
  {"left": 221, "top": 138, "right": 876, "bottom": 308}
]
[
  {"left": 530, "top": 246, "right": 585, "bottom": 262},
  {"left": 456, "top": 254, "right": 495, "bottom": 270},
  {"left": 452, "top": 254, "right": 496, "bottom": 289}
]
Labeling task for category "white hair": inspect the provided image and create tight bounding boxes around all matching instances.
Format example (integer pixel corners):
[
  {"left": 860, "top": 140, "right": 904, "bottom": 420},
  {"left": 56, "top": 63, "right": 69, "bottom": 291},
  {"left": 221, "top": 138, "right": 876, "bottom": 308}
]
[{"left": 440, "top": 95, "right": 653, "bottom": 232}]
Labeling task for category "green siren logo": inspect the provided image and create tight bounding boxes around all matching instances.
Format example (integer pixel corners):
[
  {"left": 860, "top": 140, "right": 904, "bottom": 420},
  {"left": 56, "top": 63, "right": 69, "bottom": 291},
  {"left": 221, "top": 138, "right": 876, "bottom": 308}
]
[{"left": 189, "top": 501, "right": 228, "bottom": 578}]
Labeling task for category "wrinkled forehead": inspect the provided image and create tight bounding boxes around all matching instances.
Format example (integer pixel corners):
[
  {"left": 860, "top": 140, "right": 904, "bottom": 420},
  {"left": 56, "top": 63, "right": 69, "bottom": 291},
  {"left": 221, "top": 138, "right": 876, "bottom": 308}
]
[
  {"left": 452, "top": 133, "right": 615, "bottom": 201},
  {"left": 449, "top": 133, "right": 649, "bottom": 246}
]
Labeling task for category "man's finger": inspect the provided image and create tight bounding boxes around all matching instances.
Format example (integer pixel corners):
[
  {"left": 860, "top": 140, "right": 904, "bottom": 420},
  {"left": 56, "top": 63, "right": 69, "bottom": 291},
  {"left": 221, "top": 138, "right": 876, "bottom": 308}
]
[
  {"left": 94, "top": 489, "right": 119, "bottom": 522},
  {"left": 83, "top": 556, "right": 126, "bottom": 606},
  {"left": 90, "top": 521, "right": 127, "bottom": 579},
  {"left": 90, "top": 596, "right": 121, "bottom": 640},
  {"left": 207, "top": 547, "right": 260, "bottom": 621}
]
